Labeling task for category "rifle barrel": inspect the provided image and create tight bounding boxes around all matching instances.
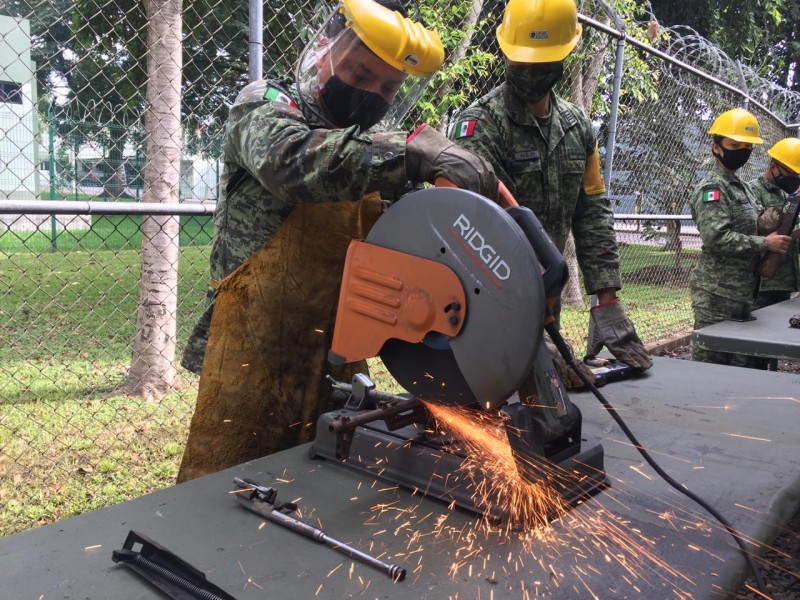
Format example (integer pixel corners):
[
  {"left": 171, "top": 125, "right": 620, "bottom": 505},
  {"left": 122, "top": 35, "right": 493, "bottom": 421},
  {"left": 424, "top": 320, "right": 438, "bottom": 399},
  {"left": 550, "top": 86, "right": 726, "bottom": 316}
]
[
  {"left": 328, "top": 399, "right": 423, "bottom": 433},
  {"left": 234, "top": 480, "right": 406, "bottom": 581},
  {"left": 757, "top": 195, "right": 799, "bottom": 279}
]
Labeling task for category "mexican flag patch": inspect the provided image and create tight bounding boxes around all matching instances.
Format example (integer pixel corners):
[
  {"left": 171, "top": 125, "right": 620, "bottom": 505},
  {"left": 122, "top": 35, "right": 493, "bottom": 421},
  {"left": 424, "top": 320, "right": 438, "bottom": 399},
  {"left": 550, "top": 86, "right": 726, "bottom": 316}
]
[
  {"left": 702, "top": 189, "right": 721, "bottom": 202},
  {"left": 263, "top": 86, "right": 298, "bottom": 109},
  {"left": 455, "top": 119, "right": 477, "bottom": 139}
]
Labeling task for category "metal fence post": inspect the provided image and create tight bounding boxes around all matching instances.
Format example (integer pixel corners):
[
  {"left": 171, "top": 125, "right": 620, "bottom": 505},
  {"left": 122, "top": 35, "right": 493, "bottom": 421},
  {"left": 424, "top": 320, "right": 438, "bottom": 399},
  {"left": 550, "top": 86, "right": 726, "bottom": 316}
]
[
  {"left": 735, "top": 60, "right": 749, "bottom": 111},
  {"left": 249, "top": 0, "right": 263, "bottom": 82},
  {"left": 598, "top": 3, "right": 626, "bottom": 195},
  {"left": 74, "top": 144, "right": 79, "bottom": 201},
  {"left": 604, "top": 37, "right": 624, "bottom": 194},
  {"left": 47, "top": 102, "right": 57, "bottom": 252}
]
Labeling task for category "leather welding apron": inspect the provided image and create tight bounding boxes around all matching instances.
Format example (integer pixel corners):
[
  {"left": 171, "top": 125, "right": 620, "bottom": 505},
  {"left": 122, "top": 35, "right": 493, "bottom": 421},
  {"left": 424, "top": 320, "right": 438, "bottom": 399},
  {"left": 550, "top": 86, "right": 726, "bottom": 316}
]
[{"left": 177, "top": 195, "right": 382, "bottom": 482}]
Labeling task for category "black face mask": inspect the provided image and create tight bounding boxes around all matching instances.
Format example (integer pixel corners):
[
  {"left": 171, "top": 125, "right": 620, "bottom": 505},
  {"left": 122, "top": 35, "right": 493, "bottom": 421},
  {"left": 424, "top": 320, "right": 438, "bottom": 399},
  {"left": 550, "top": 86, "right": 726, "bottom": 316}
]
[
  {"left": 506, "top": 63, "right": 564, "bottom": 103},
  {"left": 321, "top": 75, "right": 390, "bottom": 130},
  {"left": 772, "top": 167, "right": 800, "bottom": 195},
  {"left": 713, "top": 145, "right": 752, "bottom": 171}
]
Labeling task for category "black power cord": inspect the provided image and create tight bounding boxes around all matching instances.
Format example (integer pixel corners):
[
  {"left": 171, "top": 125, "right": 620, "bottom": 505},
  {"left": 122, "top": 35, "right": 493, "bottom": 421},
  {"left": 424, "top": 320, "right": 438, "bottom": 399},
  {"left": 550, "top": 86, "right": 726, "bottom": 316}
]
[{"left": 545, "top": 323, "right": 768, "bottom": 597}]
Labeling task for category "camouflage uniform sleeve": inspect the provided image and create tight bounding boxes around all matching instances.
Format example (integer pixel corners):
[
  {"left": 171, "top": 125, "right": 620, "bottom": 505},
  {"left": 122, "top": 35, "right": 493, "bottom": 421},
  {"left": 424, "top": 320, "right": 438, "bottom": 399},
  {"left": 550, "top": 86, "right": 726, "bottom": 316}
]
[
  {"left": 571, "top": 124, "right": 621, "bottom": 294},
  {"left": 749, "top": 177, "right": 795, "bottom": 222},
  {"left": 449, "top": 109, "right": 516, "bottom": 196},
  {"left": 692, "top": 185, "right": 768, "bottom": 255},
  {"left": 226, "top": 102, "right": 408, "bottom": 203},
  {"left": 747, "top": 179, "right": 765, "bottom": 209}
]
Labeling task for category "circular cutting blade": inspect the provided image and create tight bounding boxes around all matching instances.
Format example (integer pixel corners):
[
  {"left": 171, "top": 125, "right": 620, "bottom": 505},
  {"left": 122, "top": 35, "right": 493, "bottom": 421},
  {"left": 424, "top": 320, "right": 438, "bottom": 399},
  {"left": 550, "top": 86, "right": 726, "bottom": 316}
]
[{"left": 369, "top": 187, "right": 545, "bottom": 409}]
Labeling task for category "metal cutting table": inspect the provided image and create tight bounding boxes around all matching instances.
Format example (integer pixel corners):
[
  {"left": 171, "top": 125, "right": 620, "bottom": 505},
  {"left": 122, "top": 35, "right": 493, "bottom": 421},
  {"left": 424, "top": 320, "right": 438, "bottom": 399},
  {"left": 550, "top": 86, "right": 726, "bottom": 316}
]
[
  {"left": 1, "top": 357, "right": 798, "bottom": 599},
  {"left": 693, "top": 296, "right": 800, "bottom": 363}
]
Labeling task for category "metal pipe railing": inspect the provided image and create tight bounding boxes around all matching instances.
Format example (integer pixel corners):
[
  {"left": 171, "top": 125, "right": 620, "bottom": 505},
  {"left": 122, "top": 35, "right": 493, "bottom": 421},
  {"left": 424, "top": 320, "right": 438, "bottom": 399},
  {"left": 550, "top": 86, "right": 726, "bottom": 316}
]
[
  {"left": 613, "top": 214, "right": 693, "bottom": 221},
  {"left": 1, "top": 200, "right": 699, "bottom": 222},
  {"left": 0, "top": 200, "right": 216, "bottom": 216}
]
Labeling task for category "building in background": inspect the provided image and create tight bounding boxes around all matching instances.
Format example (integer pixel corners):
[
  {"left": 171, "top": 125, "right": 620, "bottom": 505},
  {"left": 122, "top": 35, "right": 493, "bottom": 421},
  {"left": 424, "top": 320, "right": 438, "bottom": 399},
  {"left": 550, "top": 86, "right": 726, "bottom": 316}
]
[{"left": 0, "top": 15, "right": 39, "bottom": 202}]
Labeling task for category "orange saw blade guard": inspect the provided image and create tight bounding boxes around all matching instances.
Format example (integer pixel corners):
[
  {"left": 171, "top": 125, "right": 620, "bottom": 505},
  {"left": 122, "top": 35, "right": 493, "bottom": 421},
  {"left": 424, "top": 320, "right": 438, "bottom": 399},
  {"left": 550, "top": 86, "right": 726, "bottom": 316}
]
[
  {"left": 434, "top": 177, "right": 519, "bottom": 209},
  {"left": 329, "top": 240, "right": 467, "bottom": 365}
]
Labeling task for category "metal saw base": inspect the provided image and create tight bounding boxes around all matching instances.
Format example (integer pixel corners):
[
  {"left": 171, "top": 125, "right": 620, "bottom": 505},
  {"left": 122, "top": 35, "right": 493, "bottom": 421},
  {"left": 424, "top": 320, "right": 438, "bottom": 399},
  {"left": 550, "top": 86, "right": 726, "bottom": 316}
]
[{"left": 308, "top": 410, "right": 608, "bottom": 525}]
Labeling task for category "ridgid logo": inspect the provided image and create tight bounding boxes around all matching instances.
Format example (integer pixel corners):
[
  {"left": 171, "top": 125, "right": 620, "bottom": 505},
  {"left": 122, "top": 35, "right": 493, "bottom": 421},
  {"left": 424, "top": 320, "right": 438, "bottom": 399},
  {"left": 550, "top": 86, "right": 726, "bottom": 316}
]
[{"left": 451, "top": 214, "right": 511, "bottom": 287}]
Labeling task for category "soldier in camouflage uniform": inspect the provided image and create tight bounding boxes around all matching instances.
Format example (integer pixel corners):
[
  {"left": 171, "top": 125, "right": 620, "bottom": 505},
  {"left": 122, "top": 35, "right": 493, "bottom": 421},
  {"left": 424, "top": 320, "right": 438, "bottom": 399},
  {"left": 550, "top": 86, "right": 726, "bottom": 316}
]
[
  {"left": 181, "top": 0, "right": 497, "bottom": 375},
  {"left": 177, "top": 0, "right": 500, "bottom": 482},
  {"left": 450, "top": 0, "right": 651, "bottom": 388},
  {"left": 750, "top": 138, "right": 800, "bottom": 309},
  {"left": 689, "top": 109, "right": 792, "bottom": 366}
]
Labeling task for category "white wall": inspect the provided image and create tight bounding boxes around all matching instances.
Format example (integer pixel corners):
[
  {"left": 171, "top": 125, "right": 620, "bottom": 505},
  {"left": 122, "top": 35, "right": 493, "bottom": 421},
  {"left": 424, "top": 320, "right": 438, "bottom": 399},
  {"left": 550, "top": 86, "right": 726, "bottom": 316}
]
[{"left": 0, "top": 16, "right": 39, "bottom": 201}]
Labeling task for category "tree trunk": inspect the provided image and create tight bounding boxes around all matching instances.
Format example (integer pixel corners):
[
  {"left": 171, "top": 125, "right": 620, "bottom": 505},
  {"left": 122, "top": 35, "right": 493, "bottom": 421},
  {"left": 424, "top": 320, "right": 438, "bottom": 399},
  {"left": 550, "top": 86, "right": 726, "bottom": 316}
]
[
  {"left": 433, "top": 0, "right": 485, "bottom": 135},
  {"left": 672, "top": 231, "right": 684, "bottom": 284},
  {"left": 126, "top": 0, "right": 183, "bottom": 398},
  {"left": 664, "top": 220, "right": 682, "bottom": 252},
  {"left": 567, "top": 30, "right": 610, "bottom": 114},
  {"left": 561, "top": 232, "right": 584, "bottom": 307}
]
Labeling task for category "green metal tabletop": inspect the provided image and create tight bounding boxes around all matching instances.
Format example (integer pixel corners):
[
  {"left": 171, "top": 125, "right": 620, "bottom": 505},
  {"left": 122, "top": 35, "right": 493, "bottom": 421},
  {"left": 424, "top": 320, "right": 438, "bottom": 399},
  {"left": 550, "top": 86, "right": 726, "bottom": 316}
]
[
  {"left": 693, "top": 296, "right": 800, "bottom": 360},
  {"left": 1, "top": 357, "right": 798, "bottom": 599}
]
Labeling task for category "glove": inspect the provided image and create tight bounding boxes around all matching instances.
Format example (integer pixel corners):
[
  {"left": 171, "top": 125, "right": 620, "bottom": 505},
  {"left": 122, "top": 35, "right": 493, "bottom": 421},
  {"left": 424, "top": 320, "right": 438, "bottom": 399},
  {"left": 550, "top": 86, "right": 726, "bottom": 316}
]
[
  {"left": 405, "top": 124, "right": 499, "bottom": 201},
  {"left": 544, "top": 330, "right": 595, "bottom": 390},
  {"left": 585, "top": 298, "right": 652, "bottom": 370},
  {"left": 757, "top": 207, "right": 782, "bottom": 235}
]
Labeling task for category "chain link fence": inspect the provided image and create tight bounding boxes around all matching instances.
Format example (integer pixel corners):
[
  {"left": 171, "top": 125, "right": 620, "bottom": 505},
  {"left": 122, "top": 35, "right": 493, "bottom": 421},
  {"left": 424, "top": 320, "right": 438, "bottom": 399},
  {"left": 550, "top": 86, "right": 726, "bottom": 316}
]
[{"left": 1, "top": 0, "right": 799, "bottom": 535}]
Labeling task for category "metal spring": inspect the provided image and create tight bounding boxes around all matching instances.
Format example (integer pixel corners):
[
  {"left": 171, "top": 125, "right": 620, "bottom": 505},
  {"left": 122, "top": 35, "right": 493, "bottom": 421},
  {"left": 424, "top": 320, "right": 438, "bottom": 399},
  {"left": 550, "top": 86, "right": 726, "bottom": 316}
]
[{"left": 125, "top": 553, "right": 229, "bottom": 600}]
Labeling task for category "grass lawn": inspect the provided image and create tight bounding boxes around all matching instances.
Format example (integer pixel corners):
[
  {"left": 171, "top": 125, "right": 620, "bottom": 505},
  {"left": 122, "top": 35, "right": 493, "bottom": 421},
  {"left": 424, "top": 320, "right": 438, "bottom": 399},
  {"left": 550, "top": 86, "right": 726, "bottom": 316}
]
[
  {"left": 0, "top": 378, "right": 195, "bottom": 529},
  {"left": 0, "top": 237, "right": 695, "bottom": 536},
  {"left": 0, "top": 214, "right": 213, "bottom": 253},
  {"left": 1, "top": 240, "right": 210, "bottom": 536}
]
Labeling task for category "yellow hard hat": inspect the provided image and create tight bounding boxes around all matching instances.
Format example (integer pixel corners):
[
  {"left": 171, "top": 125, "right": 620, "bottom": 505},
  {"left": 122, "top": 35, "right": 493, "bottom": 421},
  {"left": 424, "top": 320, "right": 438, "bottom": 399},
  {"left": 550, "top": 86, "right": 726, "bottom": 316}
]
[
  {"left": 496, "top": 0, "right": 582, "bottom": 63},
  {"left": 707, "top": 108, "right": 764, "bottom": 144},
  {"left": 767, "top": 137, "right": 800, "bottom": 173},
  {"left": 341, "top": 0, "right": 445, "bottom": 77}
]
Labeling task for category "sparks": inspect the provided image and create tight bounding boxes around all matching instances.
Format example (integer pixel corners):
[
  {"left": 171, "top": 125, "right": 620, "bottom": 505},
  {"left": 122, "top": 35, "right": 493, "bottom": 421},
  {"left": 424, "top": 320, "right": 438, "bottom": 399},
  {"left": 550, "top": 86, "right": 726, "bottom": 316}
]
[{"left": 721, "top": 432, "right": 772, "bottom": 442}]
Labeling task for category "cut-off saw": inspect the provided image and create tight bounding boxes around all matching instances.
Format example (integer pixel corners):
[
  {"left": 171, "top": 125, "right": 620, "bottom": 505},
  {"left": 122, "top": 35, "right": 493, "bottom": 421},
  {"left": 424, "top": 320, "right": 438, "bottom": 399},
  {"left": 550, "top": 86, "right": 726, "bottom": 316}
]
[{"left": 309, "top": 184, "right": 607, "bottom": 524}]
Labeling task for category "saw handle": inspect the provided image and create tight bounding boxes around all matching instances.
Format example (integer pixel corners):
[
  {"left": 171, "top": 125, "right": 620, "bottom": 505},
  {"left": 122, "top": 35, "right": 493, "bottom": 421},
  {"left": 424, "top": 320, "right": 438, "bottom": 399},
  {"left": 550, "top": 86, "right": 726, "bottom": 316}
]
[
  {"left": 434, "top": 177, "right": 518, "bottom": 209},
  {"left": 506, "top": 207, "right": 569, "bottom": 303}
]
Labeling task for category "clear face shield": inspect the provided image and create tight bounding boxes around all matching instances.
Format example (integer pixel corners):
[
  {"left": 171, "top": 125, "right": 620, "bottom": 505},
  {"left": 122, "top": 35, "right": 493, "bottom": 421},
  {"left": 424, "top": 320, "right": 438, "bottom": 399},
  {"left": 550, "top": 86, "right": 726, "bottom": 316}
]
[{"left": 296, "top": 5, "right": 436, "bottom": 132}]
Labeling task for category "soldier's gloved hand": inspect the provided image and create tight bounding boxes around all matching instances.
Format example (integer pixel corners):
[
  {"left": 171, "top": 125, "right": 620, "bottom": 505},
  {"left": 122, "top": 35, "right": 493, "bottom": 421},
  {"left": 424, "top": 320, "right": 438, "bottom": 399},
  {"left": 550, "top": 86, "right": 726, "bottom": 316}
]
[
  {"left": 405, "top": 124, "right": 499, "bottom": 201},
  {"left": 757, "top": 207, "right": 782, "bottom": 235},
  {"left": 585, "top": 298, "right": 652, "bottom": 370},
  {"left": 544, "top": 330, "right": 595, "bottom": 390}
]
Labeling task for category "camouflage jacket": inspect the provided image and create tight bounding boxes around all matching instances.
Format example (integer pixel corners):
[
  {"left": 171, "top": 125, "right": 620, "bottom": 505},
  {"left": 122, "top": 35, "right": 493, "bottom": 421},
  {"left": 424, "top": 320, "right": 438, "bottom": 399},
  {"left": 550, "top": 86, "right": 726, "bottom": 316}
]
[
  {"left": 449, "top": 85, "right": 620, "bottom": 294},
  {"left": 210, "top": 79, "right": 408, "bottom": 283},
  {"left": 748, "top": 174, "right": 799, "bottom": 292},
  {"left": 689, "top": 162, "right": 768, "bottom": 302},
  {"left": 182, "top": 79, "right": 410, "bottom": 369}
]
